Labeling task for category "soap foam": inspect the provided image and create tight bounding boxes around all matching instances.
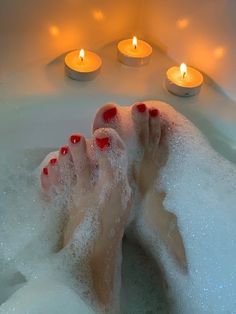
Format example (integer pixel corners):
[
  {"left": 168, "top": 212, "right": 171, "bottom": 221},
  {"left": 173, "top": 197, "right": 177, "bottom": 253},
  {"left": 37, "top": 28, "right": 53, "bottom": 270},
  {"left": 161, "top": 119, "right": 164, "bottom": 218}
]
[
  {"left": 0, "top": 142, "right": 131, "bottom": 314},
  {"left": 1, "top": 100, "right": 236, "bottom": 313},
  {"left": 0, "top": 277, "right": 94, "bottom": 314},
  {"left": 0, "top": 151, "right": 97, "bottom": 313},
  {"left": 138, "top": 100, "right": 236, "bottom": 313}
]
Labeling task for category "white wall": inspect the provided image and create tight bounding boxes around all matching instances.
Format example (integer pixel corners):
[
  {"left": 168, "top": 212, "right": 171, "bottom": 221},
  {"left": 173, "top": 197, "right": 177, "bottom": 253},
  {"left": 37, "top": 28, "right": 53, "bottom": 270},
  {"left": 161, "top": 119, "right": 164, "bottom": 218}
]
[
  {"left": 0, "top": 0, "right": 140, "bottom": 79},
  {"left": 0, "top": 0, "right": 235, "bottom": 101},
  {"left": 144, "top": 0, "right": 236, "bottom": 101}
]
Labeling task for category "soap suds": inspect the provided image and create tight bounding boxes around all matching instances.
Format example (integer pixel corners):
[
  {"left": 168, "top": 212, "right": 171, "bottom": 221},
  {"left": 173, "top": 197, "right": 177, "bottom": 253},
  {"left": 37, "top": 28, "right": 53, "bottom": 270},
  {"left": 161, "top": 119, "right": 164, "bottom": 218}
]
[
  {"left": 138, "top": 101, "right": 236, "bottom": 313},
  {"left": 1, "top": 101, "right": 236, "bottom": 313}
]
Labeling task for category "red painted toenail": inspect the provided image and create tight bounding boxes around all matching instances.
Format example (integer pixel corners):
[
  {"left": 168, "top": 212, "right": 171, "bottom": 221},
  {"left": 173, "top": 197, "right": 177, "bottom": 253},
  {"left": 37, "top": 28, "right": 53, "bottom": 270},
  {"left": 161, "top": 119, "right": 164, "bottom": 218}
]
[
  {"left": 70, "top": 134, "right": 81, "bottom": 144},
  {"left": 149, "top": 109, "right": 159, "bottom": 117},
  {"left": 60, "top": 146, "right": 69, "bottom": 155},
  {"left": 96, "top": 137, "right": 110, "bottom": 150},
  {"left": 50, "top": 158, "right": 57, "bottom": 165},
  {"left": 103, "top": 107, "right": 117, "bottom": 122},
  {"left": 43, "top": 167, "right": 48, "bottom": 175},
  {"left": 136, "top": 103, "right": 146, "bottom": 113}
]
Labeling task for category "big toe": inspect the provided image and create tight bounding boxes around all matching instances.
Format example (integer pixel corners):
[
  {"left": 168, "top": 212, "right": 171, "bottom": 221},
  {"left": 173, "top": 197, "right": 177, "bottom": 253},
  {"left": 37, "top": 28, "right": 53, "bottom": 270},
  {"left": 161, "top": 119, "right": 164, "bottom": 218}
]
[
  {"left": 92, "top": 103, "right": 120, "bottom": 133},
  {"left": 93, "top": 128, "right": 128, "bottom": 185}
]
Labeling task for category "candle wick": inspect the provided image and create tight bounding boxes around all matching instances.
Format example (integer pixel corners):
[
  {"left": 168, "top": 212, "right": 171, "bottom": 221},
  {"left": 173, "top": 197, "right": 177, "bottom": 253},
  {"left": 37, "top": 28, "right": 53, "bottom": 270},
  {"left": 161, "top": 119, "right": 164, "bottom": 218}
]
[{"left": 183, "top": 72, "right": 186, "bottom": 79}]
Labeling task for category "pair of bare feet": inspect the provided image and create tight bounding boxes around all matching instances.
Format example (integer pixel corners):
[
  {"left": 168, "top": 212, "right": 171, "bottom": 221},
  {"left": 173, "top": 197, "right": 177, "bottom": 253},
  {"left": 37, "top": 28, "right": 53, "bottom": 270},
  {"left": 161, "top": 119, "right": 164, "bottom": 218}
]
[{"left": 40, "top": 101, "right": 187, "bottom": 312}]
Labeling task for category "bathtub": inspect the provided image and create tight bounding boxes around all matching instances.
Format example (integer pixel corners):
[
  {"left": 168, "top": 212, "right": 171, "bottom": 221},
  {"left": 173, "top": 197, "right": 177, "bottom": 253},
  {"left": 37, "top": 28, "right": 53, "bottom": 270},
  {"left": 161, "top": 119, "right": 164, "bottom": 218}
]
[
  {"left": 0, "top": 41, "right": 236, "bottom": 313},
  {"left": 1, "top": 41, "right": 235, "bottom": 160},
  {"left": 1, "top": 0, "right": 236, "bottom": 312}
]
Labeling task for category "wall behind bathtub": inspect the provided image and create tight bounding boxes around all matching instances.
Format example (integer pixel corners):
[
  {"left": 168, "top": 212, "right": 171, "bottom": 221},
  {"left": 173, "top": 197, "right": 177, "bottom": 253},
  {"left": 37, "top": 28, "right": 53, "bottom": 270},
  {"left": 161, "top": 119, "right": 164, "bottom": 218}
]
[
  {"left": 0, "top": 0, "right": 142, "bottom": 79},
  {"left": 0, "top": 0, "right": 235, "bottom": 102},
  {"left": 144, "top": 0, "right": 236, "bottom": 101}
]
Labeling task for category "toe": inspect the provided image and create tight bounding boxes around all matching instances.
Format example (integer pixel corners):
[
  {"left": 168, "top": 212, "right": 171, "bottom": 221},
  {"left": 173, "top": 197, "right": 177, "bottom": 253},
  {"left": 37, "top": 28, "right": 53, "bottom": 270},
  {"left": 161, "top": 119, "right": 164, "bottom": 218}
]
[
  {"left": 68, "top": 133, "right": 91, "bottom": 188},
  {"left": 40, "top": 151, "right": 58, "bottom": 192},
  {"left": 92, "top": 103, "right": 119, "bottom": 132},
  {"left": 131, "top": 102, "right": 149, "bottom": 148},
  {"left": 148, "top": 107, "right": 161, "bottom": 146},
  {"left": 93, "top": 128, "right": 127, "bottom": 185},
  {"left": 48, "top": 157, "right": 60, "bottom": 185},
  {"left": 58, "top": 145, "right": 74, "bottom": 184},
  {"left": 40, "top": 166, "right": 50, "bottom": 191}
]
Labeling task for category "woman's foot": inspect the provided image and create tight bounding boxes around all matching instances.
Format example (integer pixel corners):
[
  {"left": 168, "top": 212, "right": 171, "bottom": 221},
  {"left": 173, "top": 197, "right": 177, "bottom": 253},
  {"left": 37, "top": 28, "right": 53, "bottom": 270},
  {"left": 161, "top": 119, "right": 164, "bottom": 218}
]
[
  {"left": 92, "top": 102, "right": 187, "bottom": 271},
  {"left": 40, "top": 128, "right": 132, "bottom": 311},
  {"left": 93, "top": 103, "right": 162, "bottom": 195}
]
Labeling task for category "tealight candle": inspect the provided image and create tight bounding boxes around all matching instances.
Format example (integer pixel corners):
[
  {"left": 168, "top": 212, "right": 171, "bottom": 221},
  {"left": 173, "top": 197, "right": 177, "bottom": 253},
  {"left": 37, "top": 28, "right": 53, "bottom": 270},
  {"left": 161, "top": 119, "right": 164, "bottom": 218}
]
[
  {"left": 165, "top": 63, "right": 203, "bottom": 96},
  {"left": 65, "top": 49, "right": 102, "bottom": 81},
  {"left": 117, "top": 36, "right": 152, "bottom": 66}
]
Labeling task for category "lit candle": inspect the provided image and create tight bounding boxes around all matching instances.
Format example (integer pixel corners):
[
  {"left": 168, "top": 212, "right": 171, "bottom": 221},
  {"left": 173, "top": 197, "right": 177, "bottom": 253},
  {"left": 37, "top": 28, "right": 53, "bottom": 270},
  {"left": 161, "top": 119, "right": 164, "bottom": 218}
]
[
  {"left": 117, "top": 36, "right": 152, "bottom": 66},
  {"left": 64, "top": 49, "right": 102, "bottom": 81},
  {"left": 165, "top": 63, "right": 203, "bottom": 97}
]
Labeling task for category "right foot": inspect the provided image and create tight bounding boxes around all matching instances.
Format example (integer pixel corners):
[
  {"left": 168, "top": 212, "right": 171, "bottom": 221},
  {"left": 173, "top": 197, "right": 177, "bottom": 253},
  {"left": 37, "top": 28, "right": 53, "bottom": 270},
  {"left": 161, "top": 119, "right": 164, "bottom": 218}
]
[
  {"left": 92, "top": 101, "right": 187, "bottom": 271},
  {"left": 40, "top": 128, "right": 132, "bottom": 311}
]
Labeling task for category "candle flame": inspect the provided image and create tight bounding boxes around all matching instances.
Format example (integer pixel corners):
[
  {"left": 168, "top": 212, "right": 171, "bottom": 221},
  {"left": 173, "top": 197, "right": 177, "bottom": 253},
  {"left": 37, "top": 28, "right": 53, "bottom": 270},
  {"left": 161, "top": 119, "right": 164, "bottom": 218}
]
[
  {"left": 180, "top": 63, "right": 187, "bottom": 78},
  {"left": 132, "top": 36, "right": 138, "bottom": 49},
  {"left": 79, "top": 49, "right": 85, "bottom": 62}
]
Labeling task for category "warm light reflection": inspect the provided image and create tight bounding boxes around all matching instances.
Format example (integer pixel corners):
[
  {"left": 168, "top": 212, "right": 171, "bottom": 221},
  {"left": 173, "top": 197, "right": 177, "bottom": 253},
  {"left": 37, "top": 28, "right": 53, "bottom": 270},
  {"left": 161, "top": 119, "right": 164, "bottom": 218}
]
[
  {"left": 176, "top": 18, "right": 189, "bottom": 29},
  {"left": 132, "top": 36, "right": 138, "bottom": 49},
  {"left": 180, "top": 63, "right": 187, "bottom": 78},
  {"left": 213, "top": 46, "right": 226, "bottom": 59},
  {"left": 92, "top": 9, "right": 104, "bottom": 21},
  {"left": 79, "top": 49, "right": 85, "bottom": 62},
  {"left": 49, "top": 25, "right": 60, "bottom": 37}
]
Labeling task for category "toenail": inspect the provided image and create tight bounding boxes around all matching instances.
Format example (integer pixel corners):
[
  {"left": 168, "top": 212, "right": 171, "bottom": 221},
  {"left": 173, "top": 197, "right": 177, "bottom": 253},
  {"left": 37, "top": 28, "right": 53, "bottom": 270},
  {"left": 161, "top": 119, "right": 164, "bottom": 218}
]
[
  {"left": 103, "top": 107, "right": 117, "bottom": 123},
  {"left": 70, "top": 134, "right": 81, "bottom": 144},
  {"left": 96, "top": 137, "right": 110, "bottom": 150},
  {"left": 50, "top": 158, "right": 57, "bottom": 165},
  {"left": 149, "top": 109, "right": 159, "bottom": 117},
  {"left": 136, "top": 103, "right": 146, "bottom": 113},
  {"left": 43, "top": 167, "right": 48, "bottom": 175},
  {"left": 60, "top": 146, "right": 69, "bottom": 155}
]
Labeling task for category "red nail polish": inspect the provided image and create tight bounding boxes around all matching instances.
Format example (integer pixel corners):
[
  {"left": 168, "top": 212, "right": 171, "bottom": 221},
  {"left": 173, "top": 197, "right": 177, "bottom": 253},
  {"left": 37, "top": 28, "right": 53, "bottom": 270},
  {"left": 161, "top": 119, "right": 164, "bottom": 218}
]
[
  {"left": 50, "top": 158, "right": 57, "bottom": 165},
  {"left": 103, "top": 107, "right": 117, "bottom": 122},
  {"left": 43, "top": 167, "right": 48, "bottom": 175},
  {"left": 149, "top": 109, "right": 159, "bottom": 117},
  {"left": 136, "top": 103, "right": 146, "bottom": 113},
  {"left": 96, "top": 137, "right": 110, "bottom": 150},
  {"left": 60, "top": 146, "right": 69, "bottom": 155},
  {"left": 70, "top": 134, "right": 81, "bottom": 144}
]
